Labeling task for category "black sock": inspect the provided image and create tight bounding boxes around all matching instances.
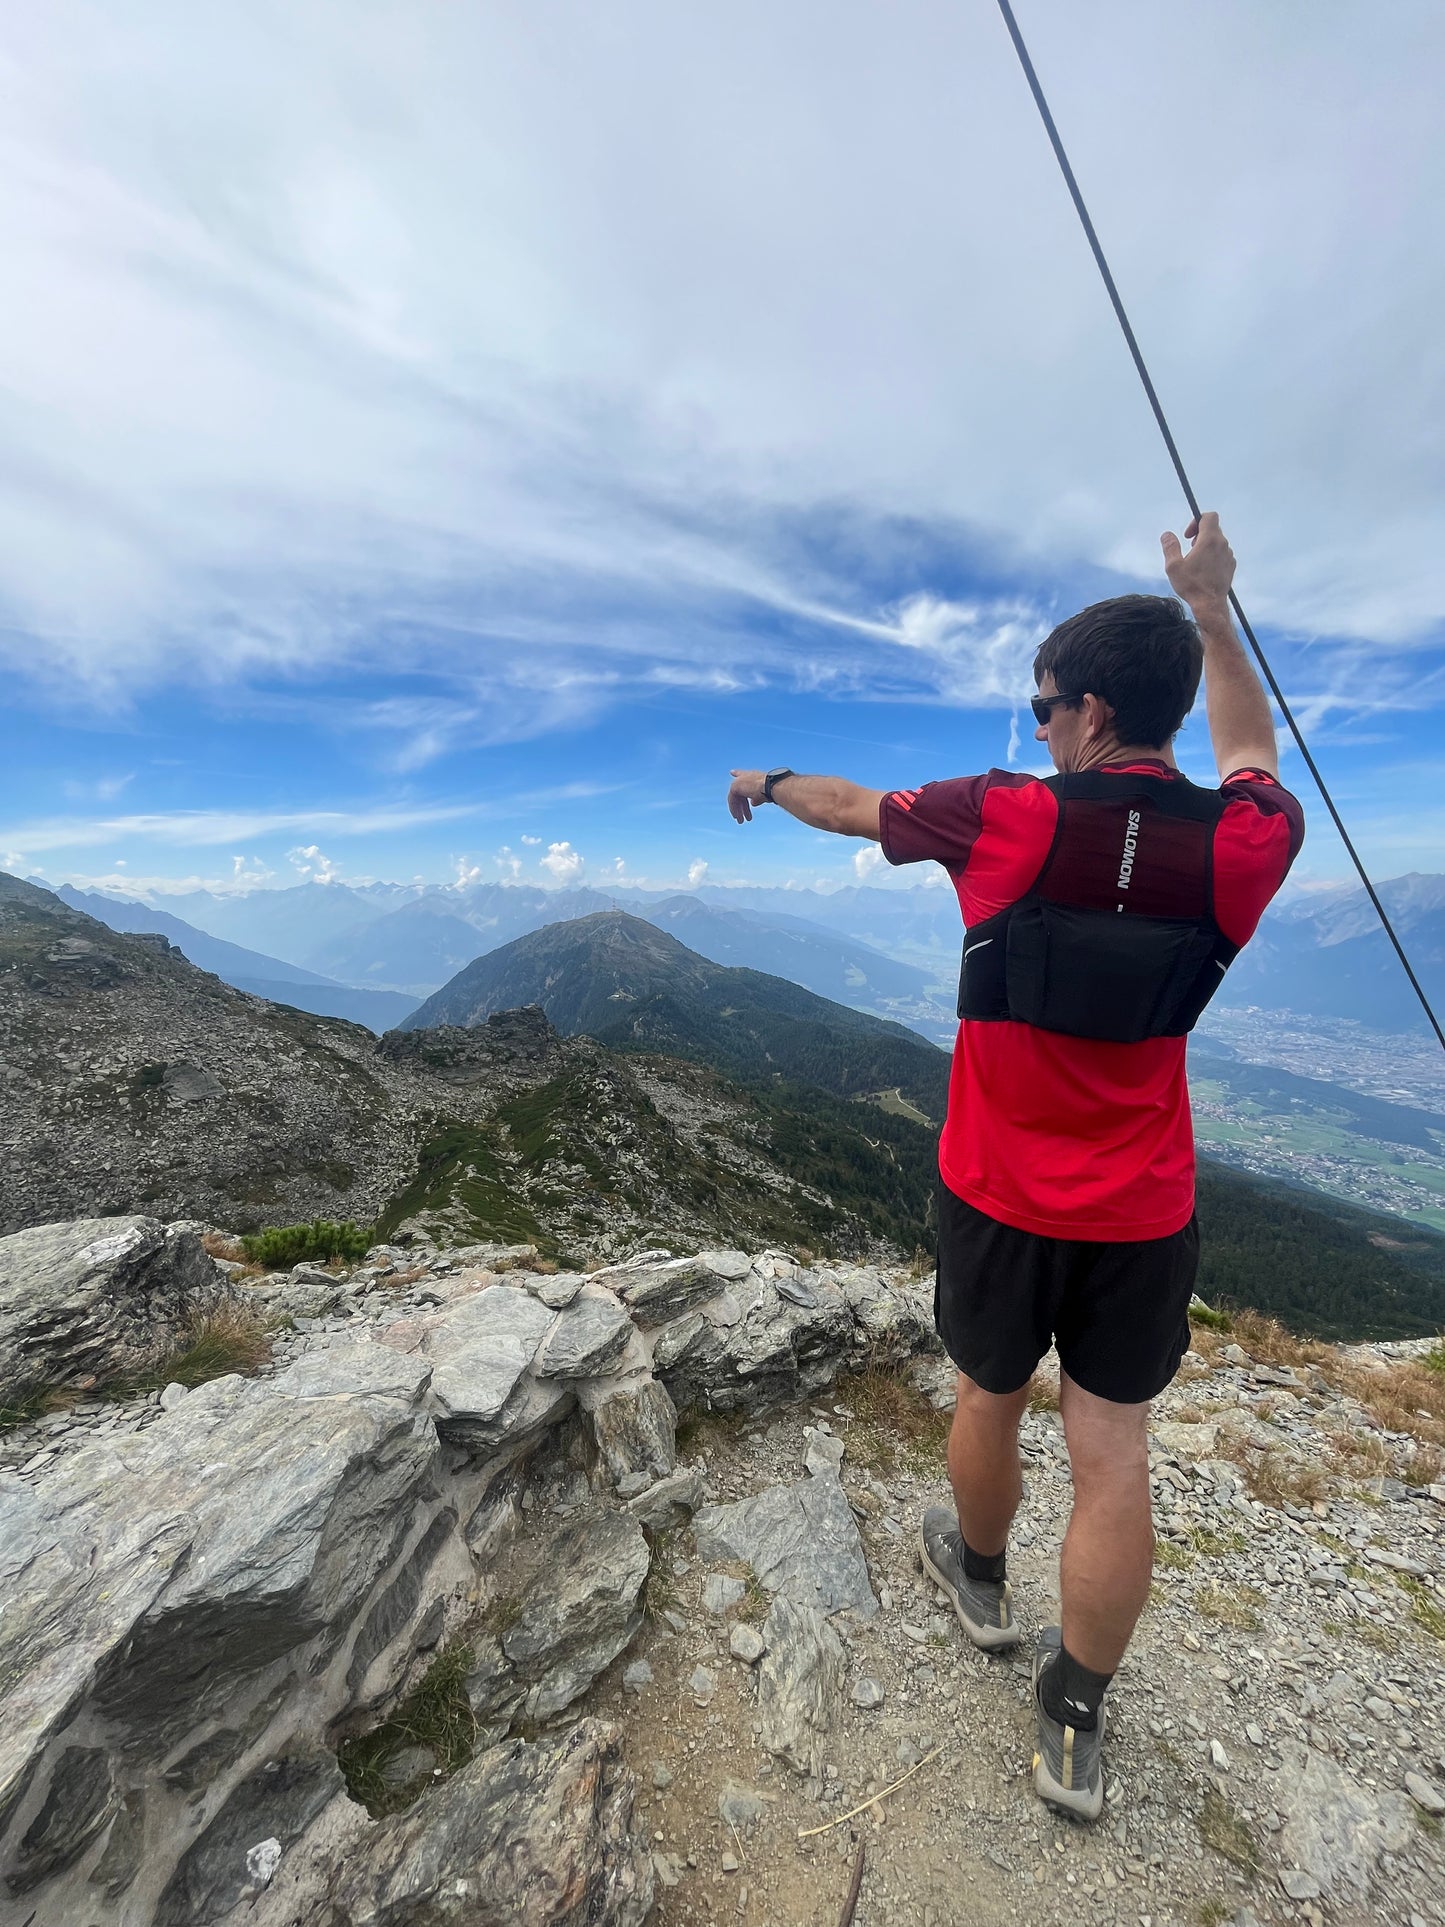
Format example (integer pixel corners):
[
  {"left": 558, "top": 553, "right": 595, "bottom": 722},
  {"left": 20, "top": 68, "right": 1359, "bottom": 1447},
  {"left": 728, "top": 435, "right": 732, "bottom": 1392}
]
[
  {"left": 961, "top": 1539, "right": 1007, "bottom": 1584},
  {"left": 1038, "top": 1643, "right": 1113, "bottom": 1732}
]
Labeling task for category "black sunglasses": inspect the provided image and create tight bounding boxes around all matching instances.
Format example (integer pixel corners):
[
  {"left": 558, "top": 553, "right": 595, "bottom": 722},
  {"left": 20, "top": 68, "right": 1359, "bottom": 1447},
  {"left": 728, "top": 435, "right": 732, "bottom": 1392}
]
[{"left": 1030, "top": 691, "right": 1081, "bottom": 728}]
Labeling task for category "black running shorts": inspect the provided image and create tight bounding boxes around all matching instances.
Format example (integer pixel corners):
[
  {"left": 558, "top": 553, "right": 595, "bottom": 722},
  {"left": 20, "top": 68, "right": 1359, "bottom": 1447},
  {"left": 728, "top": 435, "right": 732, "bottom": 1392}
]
[{"left": 934, "top": 1180, "right": 1199, "bottom": 1405}]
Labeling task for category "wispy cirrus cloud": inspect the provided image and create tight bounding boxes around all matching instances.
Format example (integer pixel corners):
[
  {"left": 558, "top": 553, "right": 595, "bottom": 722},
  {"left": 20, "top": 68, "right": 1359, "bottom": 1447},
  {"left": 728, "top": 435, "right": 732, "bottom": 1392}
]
[
  {"left": 0, "top": 784, "right": 617, "bottom": 856},
  {"left": 0, "top": 0, "right": 1441, "bottom": 738}
]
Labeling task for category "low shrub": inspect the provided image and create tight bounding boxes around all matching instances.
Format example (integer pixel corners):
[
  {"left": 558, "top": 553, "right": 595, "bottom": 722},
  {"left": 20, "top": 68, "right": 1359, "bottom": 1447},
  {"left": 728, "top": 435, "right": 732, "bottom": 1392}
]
[{"left": 239, "top": 1218, "right": 374, "bottom": 1269}]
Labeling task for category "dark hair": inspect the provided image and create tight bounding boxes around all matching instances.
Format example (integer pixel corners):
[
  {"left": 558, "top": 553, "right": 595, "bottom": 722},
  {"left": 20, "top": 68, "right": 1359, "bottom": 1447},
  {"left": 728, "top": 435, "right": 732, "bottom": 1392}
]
[{"left": 1033, "top": 594, "right": 1203, "bottom": 748}]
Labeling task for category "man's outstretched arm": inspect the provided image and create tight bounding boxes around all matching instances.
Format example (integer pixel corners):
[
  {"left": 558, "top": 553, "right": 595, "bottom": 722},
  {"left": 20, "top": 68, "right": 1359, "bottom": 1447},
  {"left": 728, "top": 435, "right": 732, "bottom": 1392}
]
[
  {"left": 727, "top": 770, "right": 885, "bottom": 838},
  {"left": 1161, "top": 512, "right": 1280, "bottom": 782}
]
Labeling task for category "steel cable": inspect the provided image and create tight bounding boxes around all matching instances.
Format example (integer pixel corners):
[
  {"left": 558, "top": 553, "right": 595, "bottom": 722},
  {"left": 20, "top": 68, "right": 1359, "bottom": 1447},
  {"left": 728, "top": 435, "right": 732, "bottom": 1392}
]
[{"left": 995, "top": 0, "right": 1445, "bottom": 1053}]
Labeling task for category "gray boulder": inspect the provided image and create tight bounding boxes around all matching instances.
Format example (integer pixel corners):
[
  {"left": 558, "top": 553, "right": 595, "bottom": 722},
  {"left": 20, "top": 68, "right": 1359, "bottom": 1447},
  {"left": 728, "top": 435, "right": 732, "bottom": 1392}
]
[
  {"left": 625, "top": 1467, "right": 704, "bottom": 1531},
  {"left": 692, "top": 1471, "right": 878, "bottom": 1619},
  {"left": 533, "top": 1292, "right": 635, "bottom": 1379},
  {"left": 0, "top": 1215, "right": 235, "bottom": 1400},
  {"left": 502, "top": 1514, "right": 651, "bottom": 1720},
  {"left": 331, "top": 1720, "right": 653, "bottom": 1927},
  {"left": 582, "top": 1375, "right": 678, "bottom": 1488},
  {"left": 421, "top": 1287, "right": 570, "bottom": 1450},
  {"left": 651, "top": 1263, "right": 907, "bottom": 1415},
  {"left": 602, "top": 1253, "right": 748, "bottom": 1326},
  {"left": 0, "top": 1340, "right": 437, "bottom": 1885},
  {"left": 756, "top": 1596, "right": 845, "bottom": 1777}
]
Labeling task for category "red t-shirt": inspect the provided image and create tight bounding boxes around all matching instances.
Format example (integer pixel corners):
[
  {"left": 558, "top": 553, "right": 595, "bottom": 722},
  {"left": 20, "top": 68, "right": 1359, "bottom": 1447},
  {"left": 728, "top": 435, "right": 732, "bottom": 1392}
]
[{"left": 879, "top": 762, "right": 1304, "bottom": 1241}]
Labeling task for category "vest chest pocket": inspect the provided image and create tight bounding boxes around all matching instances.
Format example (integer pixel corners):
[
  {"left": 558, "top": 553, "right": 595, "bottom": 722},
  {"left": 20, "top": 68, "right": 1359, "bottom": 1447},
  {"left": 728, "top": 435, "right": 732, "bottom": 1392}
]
[{"left": 1004, "top": 901, "right": 1218, "bottom": 1043}]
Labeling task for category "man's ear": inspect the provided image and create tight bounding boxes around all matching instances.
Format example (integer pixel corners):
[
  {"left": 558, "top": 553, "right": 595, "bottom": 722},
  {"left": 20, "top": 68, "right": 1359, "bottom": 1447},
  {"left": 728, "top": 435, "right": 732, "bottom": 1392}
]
[{"left": 1082, "top": 692, "right": 1114, "bottom": 739}]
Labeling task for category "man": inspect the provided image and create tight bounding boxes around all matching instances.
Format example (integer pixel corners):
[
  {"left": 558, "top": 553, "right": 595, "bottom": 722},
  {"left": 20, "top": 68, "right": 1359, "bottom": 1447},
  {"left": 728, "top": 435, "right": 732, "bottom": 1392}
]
[{"left": 726, "top": 513, "right": 1303, "bottom": 1820}]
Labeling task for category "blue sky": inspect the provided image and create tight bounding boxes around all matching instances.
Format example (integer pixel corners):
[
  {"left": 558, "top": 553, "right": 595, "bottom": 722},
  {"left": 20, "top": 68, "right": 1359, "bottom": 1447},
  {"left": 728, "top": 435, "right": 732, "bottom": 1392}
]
[{"left": 3, "top": 0, "right": 1443, "bottom": 901}]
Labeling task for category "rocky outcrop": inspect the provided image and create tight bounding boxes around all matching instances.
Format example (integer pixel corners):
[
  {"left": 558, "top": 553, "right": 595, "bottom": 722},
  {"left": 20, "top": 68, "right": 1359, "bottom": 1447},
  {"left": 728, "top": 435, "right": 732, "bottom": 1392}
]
[
  {"left": 2, "top": 876, "right": 937, "bottom": 1262},
  {"left": 0, "top": 1223, "right": 935, "bottom": 1925},
  {"left": 0, "top": 1215, "right": 235, "bottom": 1402},
  {"left": 328, "top": 1722, "right": 653, "bottom": 1927}
]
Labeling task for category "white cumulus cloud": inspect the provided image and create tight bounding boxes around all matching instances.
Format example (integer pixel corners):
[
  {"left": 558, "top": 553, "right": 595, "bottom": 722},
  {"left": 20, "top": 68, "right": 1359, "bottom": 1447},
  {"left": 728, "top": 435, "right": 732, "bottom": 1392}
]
[
  {"left": 288, "top": 844, "right": 340, "bottom": 883},
  {"left": 687, "top": 858, "right": 709, "bottom": 887},
  {"left": 540, "top": 840, "right": 584, "bottom": 882},
  {"left": 853, "top": 845, "right": 884, "bottom": 881}
]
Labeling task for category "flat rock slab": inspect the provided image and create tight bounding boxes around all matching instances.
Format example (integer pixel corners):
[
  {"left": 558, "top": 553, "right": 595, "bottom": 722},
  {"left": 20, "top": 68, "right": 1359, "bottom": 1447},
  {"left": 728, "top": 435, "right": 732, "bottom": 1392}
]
[
  {"left": 692, "top": 1471, "right": 878, "bottom": 1619},
  {"left": 332, "top": 1719, "right": 653, "bottom": 1927},
  {"left": 534, "top": 1294, "right": 635, "bottom": 1380},
  {"left": 755, "top": 1595, "right": 844, "bottom": 1778},
  {"left": 1278, "top": 1744, "right": 1412, "bottom": 1896}
]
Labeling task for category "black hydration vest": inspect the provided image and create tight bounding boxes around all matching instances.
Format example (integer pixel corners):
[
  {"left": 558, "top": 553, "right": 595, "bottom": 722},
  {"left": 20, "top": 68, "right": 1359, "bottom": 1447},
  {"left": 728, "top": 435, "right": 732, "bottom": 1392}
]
[{"left": 957, "top": 770, "right": 1239, "bottom": 1044}]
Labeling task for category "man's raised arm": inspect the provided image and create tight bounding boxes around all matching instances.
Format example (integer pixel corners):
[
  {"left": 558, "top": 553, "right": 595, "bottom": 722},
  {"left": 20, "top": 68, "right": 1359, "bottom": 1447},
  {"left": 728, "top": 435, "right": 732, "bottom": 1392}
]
[
  {"left": 727, "top": 770, "right": 885, "bottom": 838},
  {"left": 1161, "top": 512, "right": 1279, "bottom": 782}
]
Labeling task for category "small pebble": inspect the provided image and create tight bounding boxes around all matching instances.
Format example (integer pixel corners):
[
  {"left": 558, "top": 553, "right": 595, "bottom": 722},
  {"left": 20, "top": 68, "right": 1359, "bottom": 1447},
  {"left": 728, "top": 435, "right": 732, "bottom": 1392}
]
[{"left": 689, "top": 1665, "right": 716, "bottom": 1704}]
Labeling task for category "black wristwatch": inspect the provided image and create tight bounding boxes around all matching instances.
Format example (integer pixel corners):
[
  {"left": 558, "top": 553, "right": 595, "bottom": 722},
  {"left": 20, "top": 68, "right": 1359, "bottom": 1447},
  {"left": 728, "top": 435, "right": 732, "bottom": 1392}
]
[{"left": 762, "top": 767, "right": 796, "bottom": 804}]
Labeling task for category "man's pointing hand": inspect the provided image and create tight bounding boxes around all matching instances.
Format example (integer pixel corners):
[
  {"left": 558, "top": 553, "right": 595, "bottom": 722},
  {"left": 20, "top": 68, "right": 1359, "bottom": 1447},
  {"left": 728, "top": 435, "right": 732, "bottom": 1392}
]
[{"left": 728, "top": 769, "right": 767, "bottom": 823}]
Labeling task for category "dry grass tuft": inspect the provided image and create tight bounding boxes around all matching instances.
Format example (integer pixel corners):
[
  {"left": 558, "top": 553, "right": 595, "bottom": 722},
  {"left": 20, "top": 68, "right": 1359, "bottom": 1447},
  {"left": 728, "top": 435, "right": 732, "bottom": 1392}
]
[
  {"left": 1203, "top": 1309, "right": 1445, "bottom": 1458},
  {"left": 836, "top": 1361, "right": 950, "bottom": 1475},
  {"left": 1398, "top": 1575, "right": 1445, "bottom": 1643},
  {"left": 0, "top": 1384, "right": 76, "bottom": 1431},
  {"left": 1327, "top": 1431, "right": 1392, "bottom": 1479},
  {"left": 1197, "top": 1790, "right": 1262, "bottom": 1872},
  {"left": 1194, "top": 1584, "right": 1265, "bottom": 1631},
  {"left": 1242, "top": 1449, "right": 1329, "bottom": 1510},
  {"left": 107, "top": 1307, "right": 272, "bottom": 1399},
  {"left": 201, "top": 1231, "right": 245, "bottom": 1261}
]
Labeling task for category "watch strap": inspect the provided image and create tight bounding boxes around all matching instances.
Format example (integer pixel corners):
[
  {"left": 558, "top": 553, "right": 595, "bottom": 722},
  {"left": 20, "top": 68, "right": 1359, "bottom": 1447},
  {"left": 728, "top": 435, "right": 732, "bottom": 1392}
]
[{"left": 762, "top": 767, "right": 795, "bottom": 804}]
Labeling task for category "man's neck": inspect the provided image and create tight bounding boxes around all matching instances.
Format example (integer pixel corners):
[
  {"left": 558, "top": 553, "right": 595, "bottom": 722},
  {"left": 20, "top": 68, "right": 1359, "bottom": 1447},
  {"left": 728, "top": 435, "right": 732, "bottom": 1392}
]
[{"left": 1075, "top": 739, "right": 1177, "bottom": 773}]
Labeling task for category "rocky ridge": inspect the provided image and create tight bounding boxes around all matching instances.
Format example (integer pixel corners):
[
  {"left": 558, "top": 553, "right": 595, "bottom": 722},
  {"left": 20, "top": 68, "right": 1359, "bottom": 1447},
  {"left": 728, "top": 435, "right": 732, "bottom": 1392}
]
[
  {"left": 0, "top": 876, "right": 913, "bottom": 1259},
  {"left": 2, "top": 1214, "right": 1444, "bottom": 1926}
]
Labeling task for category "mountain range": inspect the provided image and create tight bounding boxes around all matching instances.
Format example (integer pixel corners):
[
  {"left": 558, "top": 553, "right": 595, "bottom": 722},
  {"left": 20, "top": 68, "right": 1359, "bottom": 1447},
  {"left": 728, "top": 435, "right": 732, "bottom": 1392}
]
[
  {"left": 5, "top": 868, "right": 1445, "bottom": 1338},
  {"left": 52, "top": 885, "right": 420, "bottom": 1032},
  {"left": 45, "top": 868, "right": 1445, "bottom": 1040},
  {"left": 1223, "top": 872, "right": 1445, "bottom": 1031},
  {"left": 0, "top": 873, "right": 936, "bottom": 1260}
]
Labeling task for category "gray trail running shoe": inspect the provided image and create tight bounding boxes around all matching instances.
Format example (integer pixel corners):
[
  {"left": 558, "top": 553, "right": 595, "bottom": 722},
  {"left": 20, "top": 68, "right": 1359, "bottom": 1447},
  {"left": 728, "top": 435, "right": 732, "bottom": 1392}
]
[
  {"left": 917, "top": 1505, "right": 1022, "bottom": 1651},
  {"left": 1031, "top": 1625, "right": 1105, "bottom": 1821}
]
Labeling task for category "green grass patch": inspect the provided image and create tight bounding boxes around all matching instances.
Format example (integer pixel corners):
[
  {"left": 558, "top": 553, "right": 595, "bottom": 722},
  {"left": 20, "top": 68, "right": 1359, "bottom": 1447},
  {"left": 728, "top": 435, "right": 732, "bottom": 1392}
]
[
  {"left": 1155, "top": 1541, "right": 1196, "bottom": 1572},
  {"left": 239, "top": 1218, "right": 373, "bottom": 1268},
  {"left": 0, "top": 1385, "right": 69, "bottom": 1431},
  {"left": 1194, "top": 1584, "right": 1265, "bottom": 1632},
  {"left": 1189, "top": 1301, "right": 1233, "bottom": 1333},
  {"left": 337, "top": 1638, "right": 477, "bottom": 1817},
  {"left": 374, "top": 1123, "right": 550, "bottom": 1250},
  {"left": 1398, "top": 1575, "right": 1445, "bottom": 1642},
  {"left": 1424, "top": 1341, "right": 1445, "bottom": 1377},
  {"left": 1189, "top": 1527, "right": 1248, "bottom": 1558}
]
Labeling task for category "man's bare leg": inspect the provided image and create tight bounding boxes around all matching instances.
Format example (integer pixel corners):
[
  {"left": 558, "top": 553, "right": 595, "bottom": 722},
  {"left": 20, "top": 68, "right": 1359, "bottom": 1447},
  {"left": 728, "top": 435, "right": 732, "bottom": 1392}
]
[
  {"left": 947, "top": 1369, "right": 1032, "bottom": 1556},
  {"left": 1057, "top": 1372, "right": 1154, "bottom": 1673}
]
